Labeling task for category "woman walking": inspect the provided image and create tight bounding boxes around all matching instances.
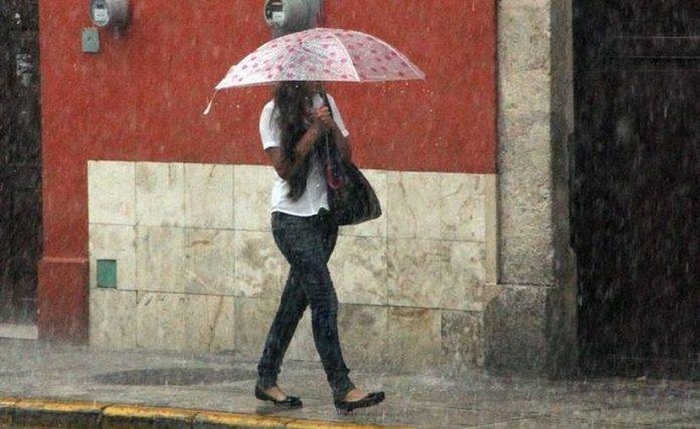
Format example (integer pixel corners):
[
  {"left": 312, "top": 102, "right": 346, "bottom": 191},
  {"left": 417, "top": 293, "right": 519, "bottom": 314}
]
[{"left": 254, "top": 81, "right": 385, "bottom": 413}]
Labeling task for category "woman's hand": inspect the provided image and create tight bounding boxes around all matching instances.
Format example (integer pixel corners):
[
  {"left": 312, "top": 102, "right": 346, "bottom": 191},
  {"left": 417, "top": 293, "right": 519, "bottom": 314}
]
[
  {"left": 311, "top": 106, "right": 336, "bottom": 131},
  {"left": 311, "top": 105, "right": 352, "bottom": 162}
]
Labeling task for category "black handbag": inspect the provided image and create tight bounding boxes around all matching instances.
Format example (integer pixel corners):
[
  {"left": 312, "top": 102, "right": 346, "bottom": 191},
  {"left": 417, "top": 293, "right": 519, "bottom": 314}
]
[
  {"left": 319, "top": 91, "right": 382, "bottom": 226},
  {"left": 326, "top": 160, "right": 382, "bottom": 226}
]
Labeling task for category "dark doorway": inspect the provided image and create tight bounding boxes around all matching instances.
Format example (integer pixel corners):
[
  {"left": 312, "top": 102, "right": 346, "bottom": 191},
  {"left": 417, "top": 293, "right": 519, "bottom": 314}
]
[
  {"left": 573, "top": 1, "right": 700, "bottom": 379},
  {"left": 0, "top": 0, "right": 42, "bottom": 326}
]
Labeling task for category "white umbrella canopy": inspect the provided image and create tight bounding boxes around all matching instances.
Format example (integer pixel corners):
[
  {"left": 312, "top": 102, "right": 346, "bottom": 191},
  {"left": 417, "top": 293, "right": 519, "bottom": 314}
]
[{"left": 214, "top": 27, "right": 425, "bottom": 89}]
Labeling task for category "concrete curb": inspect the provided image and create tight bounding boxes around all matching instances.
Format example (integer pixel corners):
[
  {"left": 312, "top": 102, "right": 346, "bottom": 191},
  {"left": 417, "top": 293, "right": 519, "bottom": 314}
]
[{"left": 0, "top": 397, "right": 411, "bottom": 428}]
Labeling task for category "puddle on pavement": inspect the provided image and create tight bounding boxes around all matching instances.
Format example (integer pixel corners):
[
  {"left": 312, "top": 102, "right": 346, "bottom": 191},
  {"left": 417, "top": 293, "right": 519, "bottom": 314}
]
[{"left": 93, "top": 368, "right": 257, "bottom": 386}]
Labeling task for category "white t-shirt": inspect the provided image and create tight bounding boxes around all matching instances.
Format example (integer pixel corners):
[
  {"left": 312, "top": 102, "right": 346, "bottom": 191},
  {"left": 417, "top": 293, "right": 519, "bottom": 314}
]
[{"left": 259, "top": 93, "right": 350, "bottom": 217}]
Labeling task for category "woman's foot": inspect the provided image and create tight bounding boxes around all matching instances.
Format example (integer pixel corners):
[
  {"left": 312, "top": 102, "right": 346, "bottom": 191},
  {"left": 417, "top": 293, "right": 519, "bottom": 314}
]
[
  {"left": 334, "top": 388, "right": 385, "bottom": 414},
  {"left": 254, "top": 385, "right": 303, "bottom": 408}
]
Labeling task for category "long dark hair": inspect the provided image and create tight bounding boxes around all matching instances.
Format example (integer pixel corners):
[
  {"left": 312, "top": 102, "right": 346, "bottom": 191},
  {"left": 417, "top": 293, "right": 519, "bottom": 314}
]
[{"left": 273, "top": 81, "right": 324, "bottom": 201}]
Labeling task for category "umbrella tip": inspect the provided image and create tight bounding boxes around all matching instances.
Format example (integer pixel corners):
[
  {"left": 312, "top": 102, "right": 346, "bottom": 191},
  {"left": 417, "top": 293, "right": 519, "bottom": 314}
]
[{"left": 202, "top": 91, "right": 218, "bottom": 116}]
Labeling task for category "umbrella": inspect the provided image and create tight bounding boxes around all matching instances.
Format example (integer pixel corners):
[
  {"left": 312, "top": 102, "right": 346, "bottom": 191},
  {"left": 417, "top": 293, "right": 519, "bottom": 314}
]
[
  {"left": 203, "top": 27, "right": 424, "bottom": 202},
  {"left": 213, "top": 27, "right": 425, "bottom": 90}
]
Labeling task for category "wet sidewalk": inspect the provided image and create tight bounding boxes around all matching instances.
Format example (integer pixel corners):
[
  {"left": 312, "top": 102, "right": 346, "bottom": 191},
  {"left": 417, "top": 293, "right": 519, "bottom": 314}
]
[{"left": 1, "top": 338, "right": 699, "bottom": 428}]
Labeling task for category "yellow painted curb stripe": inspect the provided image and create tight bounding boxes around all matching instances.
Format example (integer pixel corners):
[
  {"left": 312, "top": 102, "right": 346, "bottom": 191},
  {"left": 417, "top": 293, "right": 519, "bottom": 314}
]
[
  {"left": 102, "top": 404, "right": 198, "bottom": 420},
  {"left": 286, "top": 420, "right": 411, "bottom": 429},
  {"left": 0, "top": 397, "right": 414, "bottom": 428},
  {"left": 195, "top": 410, "right": 294, "bottom": 427},
  {"left": 13, "top": 398, "right": 104, "bottom": 413},
  {"left": 0, "top": 398, "right": 20, "bottom": 407}
]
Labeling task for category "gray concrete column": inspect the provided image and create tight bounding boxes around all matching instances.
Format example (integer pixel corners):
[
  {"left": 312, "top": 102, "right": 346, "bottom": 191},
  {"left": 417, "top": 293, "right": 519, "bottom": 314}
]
[{"left": 486, "top": 0, "right": 577, "bottom": 377}]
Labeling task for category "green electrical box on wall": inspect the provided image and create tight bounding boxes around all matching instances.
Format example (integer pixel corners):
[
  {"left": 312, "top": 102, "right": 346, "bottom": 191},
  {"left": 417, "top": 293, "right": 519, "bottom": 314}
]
[{"left": 96, "top": 259, "right": 117, "bottom": 288}]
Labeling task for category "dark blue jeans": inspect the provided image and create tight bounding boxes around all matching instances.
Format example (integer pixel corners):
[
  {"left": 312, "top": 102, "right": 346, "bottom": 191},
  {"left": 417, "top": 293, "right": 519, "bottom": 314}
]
[{"left": 257, "top": 210, "right": 355, "bottom": 399}]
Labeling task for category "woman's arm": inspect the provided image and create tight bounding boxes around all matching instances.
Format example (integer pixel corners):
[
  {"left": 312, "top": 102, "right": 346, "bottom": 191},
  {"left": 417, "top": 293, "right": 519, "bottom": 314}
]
[{"left": 266, "top": 123, "right": 322, "bottom": 181}]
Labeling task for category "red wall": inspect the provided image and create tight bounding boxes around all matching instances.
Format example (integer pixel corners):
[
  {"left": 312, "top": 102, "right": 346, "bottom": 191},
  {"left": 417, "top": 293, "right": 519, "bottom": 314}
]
[{"left": 38, "top": 0, "right": 496, "bottom": 340}]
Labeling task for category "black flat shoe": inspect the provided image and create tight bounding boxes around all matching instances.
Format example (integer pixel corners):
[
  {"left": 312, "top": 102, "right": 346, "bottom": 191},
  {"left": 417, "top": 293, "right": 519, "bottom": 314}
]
[
  {"left": 255, "top": 386, "right": 303, "bottom": 408},
  {"left": 334, "top": 391, "right": 385, "bottom": 414}
]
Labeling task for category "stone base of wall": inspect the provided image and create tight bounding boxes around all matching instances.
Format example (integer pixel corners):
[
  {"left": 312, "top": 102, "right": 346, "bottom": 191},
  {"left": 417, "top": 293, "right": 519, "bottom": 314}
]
[
  {"left": 87, "top": 161, "right": 498, "bottom": 372},
  {"left": 483, "top": 285, "right": 550, "bottom": 376}
]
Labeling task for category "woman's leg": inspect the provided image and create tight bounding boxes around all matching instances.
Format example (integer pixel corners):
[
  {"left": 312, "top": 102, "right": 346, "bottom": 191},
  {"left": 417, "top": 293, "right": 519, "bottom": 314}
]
[
  {"left": 256, "top": 267, "right": 308, "bottom": 390},
  {"left": 270, "top": 212, "right": 354, "bottom": 399}
]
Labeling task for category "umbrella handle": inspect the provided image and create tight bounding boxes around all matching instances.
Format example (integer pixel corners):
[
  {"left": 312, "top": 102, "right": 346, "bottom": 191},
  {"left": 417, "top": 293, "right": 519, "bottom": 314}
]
[
  {"left": 318, "top": 87, "right": 334, "bottom": 160},
  {"left": 319, "top": 86, "right": 333, "bottom": 166},
  {"left": 319, "top": 84, "right": 333, "bottom": 119}
]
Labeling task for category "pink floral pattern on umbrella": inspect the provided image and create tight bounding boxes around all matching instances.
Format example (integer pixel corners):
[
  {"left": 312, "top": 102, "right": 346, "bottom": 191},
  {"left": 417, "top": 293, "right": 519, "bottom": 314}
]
[{"left": 214, "top": 27, "right": 425, "bottom": 89}]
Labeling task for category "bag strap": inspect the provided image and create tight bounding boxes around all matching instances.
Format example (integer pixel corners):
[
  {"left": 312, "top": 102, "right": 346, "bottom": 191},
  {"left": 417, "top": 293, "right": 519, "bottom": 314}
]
[{"left": 319, "top": 91, "right": 344, "bottom": 189}]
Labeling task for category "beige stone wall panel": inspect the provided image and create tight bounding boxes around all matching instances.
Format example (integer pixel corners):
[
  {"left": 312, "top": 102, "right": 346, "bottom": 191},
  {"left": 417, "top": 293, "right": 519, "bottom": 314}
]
[
  {"left": 234, "top": 230, "right": 287, "bottom": 299},
  {"left": 387, "top": 172, "right": 443, "bottom": 240},
  {"left": 184, "top": 163, "right": 234, "bottom": 229},
  {"left": 135, "top": 162, "right": 186, "bottom": 227},
  {"left": 338, "top": 304, "right": 387, "bottom": 368},
  {"left": 87, "top": 161, "right": 136, "bottom": 225},
  {"left": 233, "top": 298, "right": 278, "bottom": 359},
  {"left": 233, "top": 165, "right": 277, "bottom": 232},
  {"left": 185, "top": 229, "right": 235, "bottom": 296},
  {"left": 184, "top": 295, "right": 235, "bottom": 353},
  {"left": 387, "top": 172, "right": 488, "bottom": 242},
  {"left": 89, "top": 289, "right": 138, "bottom": 349},
  {"left": 135, "top": 226, "right": 186, "bottom": 293},
  {"left": 388, "top": 238, "right": 446, "bottom": 309},
  {"left": 136, "top": 292, "right": 188, "bottom": 351},
  {"left": 329, "top": 235, "right": 388, "bottom": 306}
]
